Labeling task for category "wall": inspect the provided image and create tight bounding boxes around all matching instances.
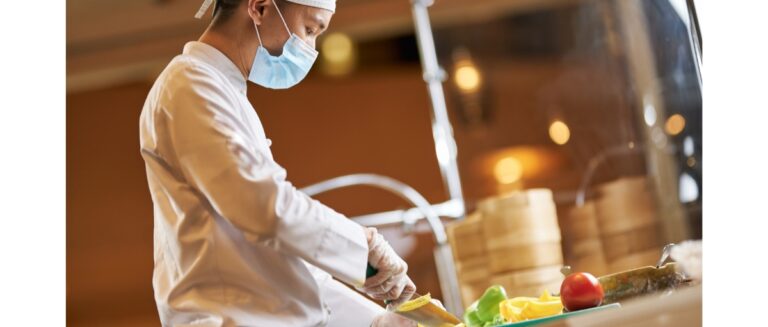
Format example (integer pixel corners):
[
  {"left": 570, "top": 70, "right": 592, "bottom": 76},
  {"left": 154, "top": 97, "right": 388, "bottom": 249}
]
[
  {"left": 67, "top": 52, "right": 643, "bottom": 325},
  {"left": 67, "top": 67, "right": 454, "bottom": 326}
]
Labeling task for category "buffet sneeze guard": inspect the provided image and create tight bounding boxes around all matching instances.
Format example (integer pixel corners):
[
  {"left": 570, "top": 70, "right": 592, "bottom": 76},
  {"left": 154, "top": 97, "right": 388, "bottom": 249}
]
[{"left": 299, "top": 0, "right": 467, "bottom": 315}]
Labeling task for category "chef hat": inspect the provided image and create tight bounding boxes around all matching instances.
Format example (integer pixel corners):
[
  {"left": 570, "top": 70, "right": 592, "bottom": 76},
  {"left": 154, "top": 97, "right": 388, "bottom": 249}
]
[
  {"left": 195, "top": 0, "right": 336, "bottom": 19},
  {"left": 283, "top": 0, "right": 336, "bottom": 13}
]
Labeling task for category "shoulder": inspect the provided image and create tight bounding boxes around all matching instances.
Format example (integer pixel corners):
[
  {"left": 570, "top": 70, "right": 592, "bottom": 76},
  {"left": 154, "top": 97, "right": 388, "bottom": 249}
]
[
  {"left": 163, "top": 56, "right": 223, "bottom": 91},
  {"left": 155, "top": 56, "right": 237, "bottom": 114}
]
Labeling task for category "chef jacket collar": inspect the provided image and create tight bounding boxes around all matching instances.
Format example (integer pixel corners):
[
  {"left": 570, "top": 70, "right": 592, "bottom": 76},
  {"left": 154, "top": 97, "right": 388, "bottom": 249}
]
[{"left": 183, "top": 41, "right": 248, "bottom": 93}]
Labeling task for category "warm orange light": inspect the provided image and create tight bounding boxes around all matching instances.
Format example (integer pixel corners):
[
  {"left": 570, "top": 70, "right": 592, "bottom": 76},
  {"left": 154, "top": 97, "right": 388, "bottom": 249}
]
[
  {"left": 454, "top": 62, "right": 481, "bottom": 92},
  {"left": 480, "top": 146, "right": 567, "bottom": 193},
  {"left": 549, "top": 120, "right": 571, "bottom": 145},
  {"left": 321, "top": 33, "right": 356, "bottom": 76},
  {"left": 665, "top": 114, "right": 686, "bottom": 135},
  {"left": 494, "top": 156, "right": 523, "bottom": 184}
]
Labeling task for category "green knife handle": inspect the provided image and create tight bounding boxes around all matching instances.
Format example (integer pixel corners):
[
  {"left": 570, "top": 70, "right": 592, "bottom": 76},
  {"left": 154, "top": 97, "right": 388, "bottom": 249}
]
[
  {"left": 365, "top": 264, "right": 392, "bottom": 305},
  {"left": 366, "top": 263, "right": 378, "bottom": 278}
]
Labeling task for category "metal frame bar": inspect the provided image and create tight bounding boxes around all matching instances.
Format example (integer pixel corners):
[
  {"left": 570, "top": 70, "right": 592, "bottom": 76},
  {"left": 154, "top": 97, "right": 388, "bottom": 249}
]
[
  {"left": 411, "top": 0, "right": 466, "bottom": 217},
  {"left": 300, "top": 0, "right": 471, "bottom": 314},
  {"left": 300, "top": 174, "right": 463, "bottom": 314}
]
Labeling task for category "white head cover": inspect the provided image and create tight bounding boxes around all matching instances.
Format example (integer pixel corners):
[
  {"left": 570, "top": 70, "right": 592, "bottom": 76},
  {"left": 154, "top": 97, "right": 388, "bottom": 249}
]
[
  {"left": 284, "top": 0, "right": 336, "bottom": 13},
  {"left": 195, "top": 0, "right": 336, "bottom": 19}
]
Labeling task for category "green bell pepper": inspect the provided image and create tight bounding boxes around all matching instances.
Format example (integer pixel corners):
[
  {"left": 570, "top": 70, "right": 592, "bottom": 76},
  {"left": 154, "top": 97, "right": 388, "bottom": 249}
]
[
  {"left": 483, "top": 314, "right": 506, "bottom": 327},
  {"left": 463, "top": 285, "right": 508, "bottom": 326},
  {"left": 476, "top": 285, "right": 508, "bottom": 322},
  {"left": 463, "top": 300, "right": 484, "bottom": 327}
]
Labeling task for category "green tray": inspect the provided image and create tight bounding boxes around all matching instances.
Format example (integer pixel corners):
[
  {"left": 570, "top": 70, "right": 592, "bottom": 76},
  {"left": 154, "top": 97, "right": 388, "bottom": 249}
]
[{"left": 496, "top": 303, "right": 621, "bottom": 327}]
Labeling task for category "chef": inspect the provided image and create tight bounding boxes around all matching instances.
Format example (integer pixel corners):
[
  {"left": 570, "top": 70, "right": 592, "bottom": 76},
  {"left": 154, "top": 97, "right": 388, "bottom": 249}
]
[{"left": 139, "top": 0, "right": 417, "bottom": 325}]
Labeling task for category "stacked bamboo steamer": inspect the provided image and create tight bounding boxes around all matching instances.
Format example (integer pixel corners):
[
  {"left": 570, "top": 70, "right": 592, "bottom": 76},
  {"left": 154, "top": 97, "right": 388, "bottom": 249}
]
[
  {"left": 448, "top": 189, "right": 565, "bottom": 306},
  {"left": 594, "top": 177, "right": 663, "bottom": 273},
  {"left": 559, "top": 202, "right": 608, "bottom": 276},
  {"left": 479, "top": 189, "right": 564, "bottom": 298},
  {"left": 447, "top": 212, "right": 490, "bottom": 306}
]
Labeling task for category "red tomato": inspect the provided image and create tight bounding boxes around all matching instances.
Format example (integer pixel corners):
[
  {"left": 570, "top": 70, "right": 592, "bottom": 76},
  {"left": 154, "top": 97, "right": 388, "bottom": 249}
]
[{"left": 560, "top": 272, "right": 604, "bottom": 311}]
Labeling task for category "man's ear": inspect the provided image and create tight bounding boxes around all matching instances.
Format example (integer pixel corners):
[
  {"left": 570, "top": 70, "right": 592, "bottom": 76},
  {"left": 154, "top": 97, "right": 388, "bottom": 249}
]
[{"left": 247, "top": 0, "right": 271, "bottom": 25}]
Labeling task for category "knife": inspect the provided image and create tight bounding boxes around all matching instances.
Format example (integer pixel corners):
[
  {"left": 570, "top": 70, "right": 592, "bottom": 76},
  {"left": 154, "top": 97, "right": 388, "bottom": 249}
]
[{"left": 366, "top": 264, "right": 462, "bottom": 326}]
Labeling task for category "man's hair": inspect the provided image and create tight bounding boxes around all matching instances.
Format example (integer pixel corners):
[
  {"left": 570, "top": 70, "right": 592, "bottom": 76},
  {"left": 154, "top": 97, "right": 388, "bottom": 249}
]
[{"left": 212, "top": 0, "right": 246, "bottom": 25}]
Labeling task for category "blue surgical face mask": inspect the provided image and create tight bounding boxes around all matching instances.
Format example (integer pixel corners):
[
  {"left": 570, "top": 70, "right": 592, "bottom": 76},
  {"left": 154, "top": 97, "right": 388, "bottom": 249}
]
[{"left": 248, "top": 2, "right": 318, "bottom": 89}]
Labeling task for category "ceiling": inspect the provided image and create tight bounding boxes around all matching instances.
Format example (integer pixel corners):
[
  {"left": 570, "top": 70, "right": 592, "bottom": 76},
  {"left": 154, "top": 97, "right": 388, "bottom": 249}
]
[{"left": 66, "top": 0, "right": 581, "bottom": 92}]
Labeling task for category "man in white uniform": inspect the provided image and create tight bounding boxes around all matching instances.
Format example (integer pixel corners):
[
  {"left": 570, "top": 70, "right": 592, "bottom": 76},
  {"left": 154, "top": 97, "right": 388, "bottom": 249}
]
[{"left": 139, "top": 0, "right": 418, "bottom": 325}]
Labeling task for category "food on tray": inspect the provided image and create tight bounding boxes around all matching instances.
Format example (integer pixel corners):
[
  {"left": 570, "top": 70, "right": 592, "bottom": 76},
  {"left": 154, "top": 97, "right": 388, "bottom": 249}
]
[
  {"left": 560, "top": 272, "right": 604, "bottom": 311},
  {"left": 598, "top": 263, "right": 687, "bottom": 304},
  {"left": 499, "top": 290, "right": 564, "bottom": 323},
  {"left": 462, "top": 285, "right": 565, "bottom": 326},
  {"left": 397, "top": 293, "right": 433, "bottom": 312},
  {"left": 462, "top": 285, "right": 507, "bottom": 327}
]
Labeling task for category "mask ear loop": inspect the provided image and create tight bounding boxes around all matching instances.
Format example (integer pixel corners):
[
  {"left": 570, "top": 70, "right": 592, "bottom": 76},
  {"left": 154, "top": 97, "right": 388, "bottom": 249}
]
[
  {"left": 246, "top": 8, "right": 264, "bottom": 79},
  {"left": 271, "top": 0, "right": 292, "bottom": 38},
  {"left": 253, "top": 22, "right": 264, "bottom": 47}
]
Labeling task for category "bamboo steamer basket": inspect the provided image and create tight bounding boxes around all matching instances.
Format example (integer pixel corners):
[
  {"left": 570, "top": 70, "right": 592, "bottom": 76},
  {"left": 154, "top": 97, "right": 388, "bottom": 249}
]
[
  {"left": 595, "top": 177, "right": 663, "bottom": 272},
  {"left": 491, "top": 265, "right": 563, "bottom": 297},
  {"left": 490, "top": 265, "right": 563, "bottom": 288},
  {"left": 504, "top": 280, "right": 563, "bottom": 297},
  {"left": 594, "top": 196, "right": 657, "bottom": 234},
  {"left": 596, "top": 176, "right": 649, "bottom": 195},
  {"left": 449, "top": 213, "right": 492, "bottom": 304},
  {"left": 478, "top": 190, "right": 560, "bottom": 243},
  {"left": 478, "top": 189, "right": 555, "bottom": 214},
  {"left": 594, "top": 178, "right": 658, "bottom": 235},
  {"left": 560, "top": 202, "right": 601, "bottom": 242},
  {"left": 479, "top": 189, "right": 563, "bottom": 274},
  {"left": 447, "top": 213, "right": 486, "bottom": 261},
  {"left": 564, "top": 238, "right": 608, "bottom": 276},
  {"left": 482, "top": 206, "right": 561, "bottom": 249},
  {"left": 460, "top": 281, "right": 489, "bottom": 307},
  {"left": 602, "top": 223, "right": 662, "bottom": 261},
  {"left": 569, "top": 238, "right": 603, "bottom": 258},
  {"left": 559, "top": 202, "right": 608, "bottom": 275},
  {"left": 569, "top": 253, "right": 608, "bottom": 276},
  {"left": 456, "top": 256, "right": 490, "bottom": 284},
  {"left": 487, "top": 242, "right": 563, "bottom": 273},
  {"left": 460, "top": 284, "right": 483, "bottom": 307},
  {"left": 607, "top": 248, "right": 661, "bottom": 273},
  {"left": 486, "top": 228, "right": 561, "bottom": 250}
]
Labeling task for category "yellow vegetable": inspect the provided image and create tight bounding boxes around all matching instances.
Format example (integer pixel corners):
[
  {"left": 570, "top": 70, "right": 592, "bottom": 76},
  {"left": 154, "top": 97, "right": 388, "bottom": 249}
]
[
  {"left": 539, "top": 289, "right": 557, "bottom": 302},
  {"left": 498, "top": 290, "right": 564, "bottom": 322},
  {"left": 397, "top": 293, "right": 432, "bottom": 312}
]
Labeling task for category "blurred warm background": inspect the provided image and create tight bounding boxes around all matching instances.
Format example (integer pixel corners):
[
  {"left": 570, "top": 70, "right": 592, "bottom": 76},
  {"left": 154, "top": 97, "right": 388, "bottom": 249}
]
[{"left": 67, "top": 0, "right": 702, "bottom": 326}]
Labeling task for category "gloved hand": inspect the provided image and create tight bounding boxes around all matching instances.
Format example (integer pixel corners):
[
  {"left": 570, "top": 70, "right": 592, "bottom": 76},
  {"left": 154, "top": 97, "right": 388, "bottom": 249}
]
[
  {"left": 372, "top": 299, "right": 445, "bottom": 326},
  {"left": 371, "top": 311, "right": 417, "bottom": 327},
  {"left": 361, "top": 228, "right": 417, "bottom": 308}
]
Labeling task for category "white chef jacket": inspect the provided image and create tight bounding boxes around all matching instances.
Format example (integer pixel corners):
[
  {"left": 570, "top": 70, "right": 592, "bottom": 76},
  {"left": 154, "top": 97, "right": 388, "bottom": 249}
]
[{"left": 139, "top": 41, "right": 384, "bottom": 327}]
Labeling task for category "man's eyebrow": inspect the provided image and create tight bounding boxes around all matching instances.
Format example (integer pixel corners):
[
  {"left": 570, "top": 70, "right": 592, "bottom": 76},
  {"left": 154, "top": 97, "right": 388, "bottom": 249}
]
[{"left": 312, "top": 14, "right": 328, "bottom": 30}]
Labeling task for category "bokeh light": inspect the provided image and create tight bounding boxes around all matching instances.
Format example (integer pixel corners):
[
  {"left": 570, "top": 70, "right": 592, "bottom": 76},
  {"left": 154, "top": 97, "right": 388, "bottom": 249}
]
[
  {"left": 665, "top": 114, "right": 686, "bottom": 135},
  {"left": 454, "top": 63, "right": 481, "bottom": 92},
  {"left": 494, "top": 156, "right": 523, "bottom": 184},
  {"left": 321, "top": 33, "right": 356, "bottom": 76},
  {"left": 549, "top": 120, "right": 571, "bottom": 145}
]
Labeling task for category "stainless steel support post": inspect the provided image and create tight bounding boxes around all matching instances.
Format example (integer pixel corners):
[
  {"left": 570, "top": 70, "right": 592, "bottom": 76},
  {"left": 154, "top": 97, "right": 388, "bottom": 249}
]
[{"left": 410, "top": 0, "right": 466, "bottom": 217}]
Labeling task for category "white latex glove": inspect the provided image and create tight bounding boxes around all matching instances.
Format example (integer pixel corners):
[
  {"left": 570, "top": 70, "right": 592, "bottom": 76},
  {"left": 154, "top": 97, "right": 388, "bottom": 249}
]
[
  {"left": 361, "top": 228, "right": 417, "bottom": 308},
  {"left": 370, "top": 311, "right": 417, "bottom": 327}
]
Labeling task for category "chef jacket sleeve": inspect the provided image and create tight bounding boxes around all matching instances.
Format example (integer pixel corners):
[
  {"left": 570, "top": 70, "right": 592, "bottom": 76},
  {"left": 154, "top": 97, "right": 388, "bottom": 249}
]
[
  {"left": 163, "top": 64, "right": 369, "bottom": 287},
  {"left": 321, "top": 278, "right": 385, "bottom": 326}
]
